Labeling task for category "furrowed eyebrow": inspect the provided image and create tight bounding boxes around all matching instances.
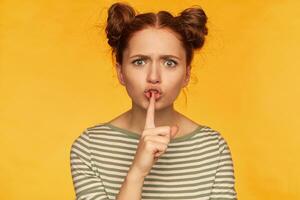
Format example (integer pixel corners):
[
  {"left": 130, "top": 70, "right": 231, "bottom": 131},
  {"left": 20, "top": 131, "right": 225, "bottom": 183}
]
[{"left": 129, "top": 54, "right": 181, "bottom": 60}]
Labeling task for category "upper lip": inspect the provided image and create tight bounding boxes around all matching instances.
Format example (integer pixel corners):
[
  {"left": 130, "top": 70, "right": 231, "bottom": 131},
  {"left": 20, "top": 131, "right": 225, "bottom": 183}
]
[{"left": 144, "top": 86, "right": 162, "bottom": 94}]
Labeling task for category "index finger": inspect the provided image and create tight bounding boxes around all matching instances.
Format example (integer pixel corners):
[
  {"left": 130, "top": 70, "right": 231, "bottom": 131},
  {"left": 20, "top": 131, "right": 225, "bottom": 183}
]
[{"left": 144, "top": 91, "right": 156, "bottom": 129}]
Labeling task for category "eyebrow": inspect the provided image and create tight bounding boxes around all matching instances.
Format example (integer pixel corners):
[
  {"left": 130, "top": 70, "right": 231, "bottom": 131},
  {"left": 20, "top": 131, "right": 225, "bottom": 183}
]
[{"left": 129, "top": 54, "right": 181, "bottom": 60}]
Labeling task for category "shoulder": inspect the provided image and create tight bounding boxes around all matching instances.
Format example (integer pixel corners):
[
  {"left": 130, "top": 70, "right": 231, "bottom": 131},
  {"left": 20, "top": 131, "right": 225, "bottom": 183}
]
[
  {"left": 195, "top": 124, "right": 232, "bottom": 154},
  {"left": 70, "top": 121, "right": 129, "bottom": 148},
  {"left": 70, "top": 128, "right": 90, "bottom": 157},
  {"left": 70, "top": 123, "right": 109, "bottom": 152}
]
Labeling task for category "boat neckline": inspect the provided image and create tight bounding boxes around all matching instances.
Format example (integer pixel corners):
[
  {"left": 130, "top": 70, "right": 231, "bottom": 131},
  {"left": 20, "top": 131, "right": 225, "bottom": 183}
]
[{"left": 103, "top": 122, "right": 205, "bottom": 142}]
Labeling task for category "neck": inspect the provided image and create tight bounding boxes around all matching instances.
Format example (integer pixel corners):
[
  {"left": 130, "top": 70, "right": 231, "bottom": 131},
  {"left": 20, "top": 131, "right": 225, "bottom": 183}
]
[{"left": 126, "top": 101, "right": 181, "bottom": 134}]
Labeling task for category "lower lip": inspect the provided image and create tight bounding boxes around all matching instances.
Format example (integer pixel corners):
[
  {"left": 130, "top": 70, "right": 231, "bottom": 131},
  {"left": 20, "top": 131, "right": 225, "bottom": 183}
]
[{"left": 144, "top": 91, "right": 161, "bottom": 100}]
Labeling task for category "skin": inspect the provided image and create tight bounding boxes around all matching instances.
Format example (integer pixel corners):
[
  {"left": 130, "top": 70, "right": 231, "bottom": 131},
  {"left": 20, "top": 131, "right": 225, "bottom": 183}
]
[
  {"left": 111, "top": 27, "right": 199, "bottom": 138},
  {"left": 114, "top": 27, "right": 203, "bottom": 199}
]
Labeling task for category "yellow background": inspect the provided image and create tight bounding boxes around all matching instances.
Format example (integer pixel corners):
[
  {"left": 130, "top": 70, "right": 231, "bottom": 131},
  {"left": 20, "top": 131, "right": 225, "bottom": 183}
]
[{"left": 1, "top": 0, "right": 299, "bottom": 199}]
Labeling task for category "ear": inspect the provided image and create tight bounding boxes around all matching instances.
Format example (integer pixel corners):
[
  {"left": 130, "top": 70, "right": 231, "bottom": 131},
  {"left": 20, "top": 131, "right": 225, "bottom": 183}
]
[
  {"left": 116, "top": 62, "right": 126, "bottom": 86},
  {"left": 182, "top": 65, "right": 191, "bottom": 88}
]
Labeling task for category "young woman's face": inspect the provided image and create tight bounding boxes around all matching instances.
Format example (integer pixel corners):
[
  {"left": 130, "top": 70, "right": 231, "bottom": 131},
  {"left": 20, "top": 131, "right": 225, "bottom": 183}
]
[{"left": 116, "top": 27, "right": 191, "bottom": 110}]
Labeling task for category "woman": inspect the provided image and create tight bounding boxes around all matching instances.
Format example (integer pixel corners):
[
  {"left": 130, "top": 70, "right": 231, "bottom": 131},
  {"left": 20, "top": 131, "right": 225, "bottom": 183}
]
[{"left": 70, "top": 2, "right": 237, "bottom": 200}]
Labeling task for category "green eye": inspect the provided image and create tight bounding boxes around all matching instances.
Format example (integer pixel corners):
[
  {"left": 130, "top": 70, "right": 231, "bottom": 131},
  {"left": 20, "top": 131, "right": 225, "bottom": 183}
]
[
  {"left": 132, "top": 59, "right": 145, "bottom": 66},
  {"left": 164, "top": 59, "right": 177, "bottom": 67},
  {"left": 131, "top": 58, "right": 178, "bottom": 67}
]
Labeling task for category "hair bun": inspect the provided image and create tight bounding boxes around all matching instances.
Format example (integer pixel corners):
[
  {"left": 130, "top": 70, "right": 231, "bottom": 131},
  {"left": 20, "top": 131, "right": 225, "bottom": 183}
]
[
  {"left": 105, "top": 2, "right": 136, "bottom": 48},
  {"left": 178, "top": 6, "right": 208, "bottom": 49}
]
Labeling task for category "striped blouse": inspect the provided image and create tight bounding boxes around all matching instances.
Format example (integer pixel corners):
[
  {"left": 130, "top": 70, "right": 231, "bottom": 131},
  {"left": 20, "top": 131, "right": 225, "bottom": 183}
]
[{"left": 70, "top": 122, "right": 237, "bottom": 200}]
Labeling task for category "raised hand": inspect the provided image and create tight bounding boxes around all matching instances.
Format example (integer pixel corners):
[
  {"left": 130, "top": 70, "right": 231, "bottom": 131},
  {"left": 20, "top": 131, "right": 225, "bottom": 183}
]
[{"left": 129, "top": 91, "right": 179, "bottom": 178}]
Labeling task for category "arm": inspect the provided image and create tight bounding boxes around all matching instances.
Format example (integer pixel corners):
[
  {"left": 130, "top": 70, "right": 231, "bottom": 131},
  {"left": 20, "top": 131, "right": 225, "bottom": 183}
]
[
  {"left": 210, "top": 135, "right": 238, "bottom": 200},
  {"left": 115, "top": 167, "right": 145, "bottom": 200},
  {"left": 70, "top": 131, "right": 146, "bottom": 200},
  {"left": 70, "top": 131, "right": 109, "bottom": 200}
]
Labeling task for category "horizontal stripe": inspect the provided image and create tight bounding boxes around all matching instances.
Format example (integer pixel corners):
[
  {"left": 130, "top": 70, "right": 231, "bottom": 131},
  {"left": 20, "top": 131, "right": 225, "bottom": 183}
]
[{"left": 70, "top": 123, "right": 237, "bottom": 200}]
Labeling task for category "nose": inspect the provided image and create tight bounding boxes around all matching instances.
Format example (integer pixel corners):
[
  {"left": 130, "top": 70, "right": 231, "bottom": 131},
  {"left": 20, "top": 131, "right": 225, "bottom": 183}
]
[{"left": 146, "top": 62, "right": 161, "bottom": 84}]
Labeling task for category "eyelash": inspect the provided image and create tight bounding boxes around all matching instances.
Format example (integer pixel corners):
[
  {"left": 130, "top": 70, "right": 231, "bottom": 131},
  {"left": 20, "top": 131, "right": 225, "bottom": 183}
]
[{"left": 132, "top": 59, "right": 178, "bottom": 67}]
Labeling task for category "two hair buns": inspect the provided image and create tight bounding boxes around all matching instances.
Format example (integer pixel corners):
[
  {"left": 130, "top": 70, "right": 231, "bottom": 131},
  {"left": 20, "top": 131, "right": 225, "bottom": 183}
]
[{"left": 105, "top": 2, "right": 208, "bottom": 50}]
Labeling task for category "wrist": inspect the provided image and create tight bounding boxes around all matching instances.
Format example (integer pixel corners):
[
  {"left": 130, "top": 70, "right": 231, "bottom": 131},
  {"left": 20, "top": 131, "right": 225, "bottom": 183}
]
[{"left": 127, "top": 167, "right": 146, "bottom": 182}]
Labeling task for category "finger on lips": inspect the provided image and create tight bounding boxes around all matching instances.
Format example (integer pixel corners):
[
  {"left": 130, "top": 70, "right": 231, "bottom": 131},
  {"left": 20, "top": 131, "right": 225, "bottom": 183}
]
[{"left": 144, "top": 91, "right": 156, "bottom": 129}]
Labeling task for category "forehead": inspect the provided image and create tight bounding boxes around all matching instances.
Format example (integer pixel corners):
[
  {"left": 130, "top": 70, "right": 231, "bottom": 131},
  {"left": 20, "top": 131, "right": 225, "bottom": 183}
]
[{"left": 124, "top": 28, "right": 185, "bottom": 58}]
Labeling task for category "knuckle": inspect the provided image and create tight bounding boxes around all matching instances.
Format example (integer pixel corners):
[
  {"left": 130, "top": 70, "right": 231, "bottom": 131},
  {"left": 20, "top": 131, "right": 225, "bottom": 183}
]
[
  {"left": 163, "top": 126, "right": 171, "bottom": 133},
  {"left": 157, "top": 136, "right": 169, "bottom": 144},
  {"left": 142, "top": 130, "right": 149, "bottom": 136},
  {"left": 167, "top": 126, "right": 171, "bottom": 132},
  {"left": 164, "top": 136, "right": 170, "bottom": 143},
  {"left": 164, "top": 127, "right": 171, "bottom": 137},
  {"left": 143, "top": 135, "right": 150, "bottom": 141},
  {"left": 162, "top": 137, "right": 169, "bottom": 144},
  {"left": 145, "top": 141, "right": 153, "bottom": 149},
  {"left": 163, "top": 143, "right": 168, "bottom": 149},
  {"left": 160, "top": 143, "right": 168, "bottom": 150}
]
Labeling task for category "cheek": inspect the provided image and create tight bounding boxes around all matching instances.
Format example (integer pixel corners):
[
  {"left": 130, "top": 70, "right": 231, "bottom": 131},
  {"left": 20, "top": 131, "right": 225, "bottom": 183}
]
[
  {"left": 126, "top": 72, "right": 145, "bottom": 87},
  {"left": 163, "top": 74, "right": 185, "bottom": 98},
  {"left": 168, "top": 82, "right": 183, "bottom": 98},
  {"left": 165, "top": 71, "right": 185, "bottom": 88},
  {"left": 123, "top": 73, "right": 145, "bottom": 98}
]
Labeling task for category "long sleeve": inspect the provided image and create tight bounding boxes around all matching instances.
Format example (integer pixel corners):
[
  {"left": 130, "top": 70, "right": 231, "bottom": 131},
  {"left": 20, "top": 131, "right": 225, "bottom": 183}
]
[
  {"left": 70, "top": 130, "right": 109, "bottom": 200},
  {"left": 210, "top": 134, "right": 238, "bottom": 200}
]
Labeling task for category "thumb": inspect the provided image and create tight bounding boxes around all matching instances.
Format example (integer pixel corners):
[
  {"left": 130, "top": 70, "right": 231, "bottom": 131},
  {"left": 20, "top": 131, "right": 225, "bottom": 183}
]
[{"left": 170, "top": 125, "right": 179, "bottom": 138}]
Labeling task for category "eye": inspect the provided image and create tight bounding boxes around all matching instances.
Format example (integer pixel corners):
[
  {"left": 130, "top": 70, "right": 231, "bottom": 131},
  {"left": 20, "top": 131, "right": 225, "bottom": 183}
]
[
  {"left": 164, "top": 59, "right": 177, "bottom": 68},
  {"left": 132, "top": 59, "right": 146, "bottom": 66}
]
